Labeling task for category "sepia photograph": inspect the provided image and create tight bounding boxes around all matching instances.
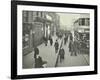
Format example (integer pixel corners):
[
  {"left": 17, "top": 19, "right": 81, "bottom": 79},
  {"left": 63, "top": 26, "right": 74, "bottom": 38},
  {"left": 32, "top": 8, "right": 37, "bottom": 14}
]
[
  {"left": 22, "top": 11, "right": 90, "bottom": 69},
  {"left": 11, "top": 1, "right": 97, "bottom": 79}
]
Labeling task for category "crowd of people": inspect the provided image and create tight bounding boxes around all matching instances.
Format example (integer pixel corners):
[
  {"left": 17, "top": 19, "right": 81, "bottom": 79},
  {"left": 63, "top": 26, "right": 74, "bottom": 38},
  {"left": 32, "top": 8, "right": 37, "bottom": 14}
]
[{"left": 33, "top": 31, "right": 81, "bottom": 68}]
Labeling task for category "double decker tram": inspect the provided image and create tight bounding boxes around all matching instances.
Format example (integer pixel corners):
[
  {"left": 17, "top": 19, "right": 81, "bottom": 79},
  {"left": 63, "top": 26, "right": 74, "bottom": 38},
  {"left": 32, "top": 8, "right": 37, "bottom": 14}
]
[{"left": 74, "top": 17, "right": 90, "bottom": 54}]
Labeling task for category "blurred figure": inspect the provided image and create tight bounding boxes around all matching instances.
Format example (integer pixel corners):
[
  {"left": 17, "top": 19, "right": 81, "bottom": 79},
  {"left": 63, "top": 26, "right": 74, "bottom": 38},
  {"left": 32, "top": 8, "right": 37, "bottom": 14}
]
[
  {"left": 59, "top": 47, "right": 65, "bottom": 63},
  {"left": 69, "top": 40, "right": 72, "bottom": 52},
  {"left": 49, "top": 36, "right": 53, "bottom": 46},
  {"left": 34, "top": 47, "right": 43, "bottom": 68},
  {"left": 54, "top": 40, "right": 59, "bottom": 53},
  {"left": 70, "top": 33, "right": 73, "bottom": 41},
  {"left": 64, "top": 35, "right": 68, "bottom": 45},
  {"left": 34, "top": 47, "right": 47, "bottom": 68},
  {"left": 69, "top": 40, "right": 74, "bottom": 56},
  {"left": 73, "top": 40, "right": 78, "bottom": 56},
  {"left": 76, "top": 39, "right": 80, "bottom": 54},
  {"left": 34, "top": 47, "right": 39, "bottom": 61},
  {"left": 43, "top": 36, "right": 48, "bottom": 46},
  {"left": 34, "top": 51, "right": 45, "bottom": 68}
]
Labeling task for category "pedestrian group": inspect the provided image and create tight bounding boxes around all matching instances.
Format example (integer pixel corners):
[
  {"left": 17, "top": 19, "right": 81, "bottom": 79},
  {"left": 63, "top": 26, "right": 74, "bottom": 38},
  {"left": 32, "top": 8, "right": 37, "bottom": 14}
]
[{"left": 33, "top": 32, "right": 80, "bottom": 68}]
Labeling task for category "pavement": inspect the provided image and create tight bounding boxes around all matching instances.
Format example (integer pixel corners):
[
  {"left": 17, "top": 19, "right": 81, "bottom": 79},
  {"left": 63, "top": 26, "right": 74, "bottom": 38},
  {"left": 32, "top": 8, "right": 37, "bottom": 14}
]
[
  {"left": 57, "top": 37, "right": 90, "bottom": 67},
  {"left": 23, "top": 35, "right": 90, "bottom": 69},
  {"left": 23, "top": 35, "right": 63, "bottom": 68}
]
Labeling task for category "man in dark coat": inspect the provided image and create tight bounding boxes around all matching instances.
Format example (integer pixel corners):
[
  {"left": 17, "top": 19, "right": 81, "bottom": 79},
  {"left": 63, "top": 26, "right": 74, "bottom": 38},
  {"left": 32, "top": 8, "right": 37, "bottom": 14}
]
[
  {"left": 49, "top": 37, "right": 53, "bottom": 46},
  {"left": 64, "top": 35, "right": 68, "bottom": 45},
  {"left": 54, "top": 40, "right": 59, "bottom": 53},
  {"left": 43, "top": 36, "right": 48, "bottom": 46},
  {"left": 70, "top": 34, "right": 73, "bottom": 41},
  {"left": 69, "top": 40, "right": 72, "bottom": 52},
  {"left": 35, "top": 54, "right": 48, "bottom": 68},
  {"left": 69, "top": 41, "right": 74, "bottom": 56},
  {"left": 35, "top": 54, "right": 43, "bottom": 68},
  {"left": 34, "top": 47, "right": 39, "bottom": 59},
  {"left": 50, "top": 38, "right": 53, "bottom": 46},
  {"left": 59, "top": 47, "right": 65, "bottom": 63}
]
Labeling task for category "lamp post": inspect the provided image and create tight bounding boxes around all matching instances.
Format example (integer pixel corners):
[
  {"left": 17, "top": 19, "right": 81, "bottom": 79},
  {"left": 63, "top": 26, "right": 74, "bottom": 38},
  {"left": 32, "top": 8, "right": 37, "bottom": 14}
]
[{"left": 32, "top": 31, "right": 35, "bottom": 48}]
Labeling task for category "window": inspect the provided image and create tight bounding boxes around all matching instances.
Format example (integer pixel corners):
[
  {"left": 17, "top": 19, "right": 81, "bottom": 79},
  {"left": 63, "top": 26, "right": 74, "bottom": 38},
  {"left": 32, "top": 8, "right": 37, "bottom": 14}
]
[
  {"left": 79, "top": 18, "right": 89, "bottom": 26},
  {"left": 23, "top": 11, "right": 28, "bottom": 22},
  {"left": 41, "top": 12, "right": 42, "bottom": 17},
  {"left": 87, "top": 18, "right": 90, "bottom": 26},
  {"left": 79, "top": 19, "right": 82, "bottom": 26},
  {"left": 82, "top": 18, "right": 85, "bottom": 25},
  {"left": 36, "top": 11, "right": 39, "bottom": 17},
  {"left": 36, "top": 11, "right": 43, "bottom": 17}
]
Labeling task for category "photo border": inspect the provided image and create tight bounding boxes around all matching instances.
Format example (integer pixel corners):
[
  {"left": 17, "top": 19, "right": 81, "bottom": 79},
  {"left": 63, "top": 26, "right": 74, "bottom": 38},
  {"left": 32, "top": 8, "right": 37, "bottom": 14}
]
[{"left": 11, "top": 1, "right": 97, "bottom": 79}]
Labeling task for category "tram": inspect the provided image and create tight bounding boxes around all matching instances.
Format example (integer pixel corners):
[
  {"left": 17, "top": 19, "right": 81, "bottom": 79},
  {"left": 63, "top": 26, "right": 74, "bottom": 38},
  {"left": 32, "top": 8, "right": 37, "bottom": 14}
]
[{"left": 74, "top": 17, "right": 90, "bottom": 53}]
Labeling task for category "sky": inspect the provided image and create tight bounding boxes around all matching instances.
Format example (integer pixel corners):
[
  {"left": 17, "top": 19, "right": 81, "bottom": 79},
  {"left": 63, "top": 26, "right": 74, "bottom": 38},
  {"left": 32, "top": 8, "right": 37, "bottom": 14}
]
[{"left": 57, "top": 13, "right": 89, "bottom": 30}]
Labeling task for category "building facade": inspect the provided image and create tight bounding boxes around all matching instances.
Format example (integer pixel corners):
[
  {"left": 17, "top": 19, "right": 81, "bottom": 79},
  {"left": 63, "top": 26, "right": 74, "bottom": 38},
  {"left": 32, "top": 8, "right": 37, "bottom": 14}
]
[
  {"left": 45, "top": 12, "right": 60, "bottom": 38},
  {"left": 22, "top": 11, "right": 60, "bottom": 55}
]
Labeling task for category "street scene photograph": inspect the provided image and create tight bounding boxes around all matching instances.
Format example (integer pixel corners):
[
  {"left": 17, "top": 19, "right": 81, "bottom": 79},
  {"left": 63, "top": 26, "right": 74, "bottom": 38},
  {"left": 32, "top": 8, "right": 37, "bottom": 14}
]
[{"left": 22, "top": 11, "right": 90, "bottom": 69}]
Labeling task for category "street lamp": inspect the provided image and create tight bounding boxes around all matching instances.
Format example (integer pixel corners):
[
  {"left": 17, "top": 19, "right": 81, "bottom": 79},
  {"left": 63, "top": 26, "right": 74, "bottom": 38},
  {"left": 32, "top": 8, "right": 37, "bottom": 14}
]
[{"left": 32, "top": 31, "right": 35, "bottom": 47}]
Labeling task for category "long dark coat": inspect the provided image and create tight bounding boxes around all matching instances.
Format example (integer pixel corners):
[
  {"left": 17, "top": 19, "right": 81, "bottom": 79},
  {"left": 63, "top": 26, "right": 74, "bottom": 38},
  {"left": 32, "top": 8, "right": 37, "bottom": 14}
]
[
  {"left": 54, "top": 42, "right": 59, "bottom": 50},
  {"left": 69, "top": 41, "right": 74, "bottom": 52},
  {"left": 59, "top": 48, "right": 65, "bottom": 59},
  {"left": 73, "top": 41, "right": 78, "bottom": 52},
  {"left": 35, "top": 56, "right": 43, "bottom": 68},
  {"left": 34, "top": 47, "right": 39, "bottom": 59},
  {"left": 64, "top": 36, "right": 68, "bottom": 44}
]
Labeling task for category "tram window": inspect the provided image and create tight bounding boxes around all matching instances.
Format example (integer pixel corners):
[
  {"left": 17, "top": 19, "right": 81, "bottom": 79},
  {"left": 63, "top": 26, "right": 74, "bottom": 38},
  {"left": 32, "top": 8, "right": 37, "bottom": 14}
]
[
  {"left": 79, "top": 18, "right": 90, "bottom": 26},
  {"left": 82, "top": 18, "right": 85, "bottom": 25},
  {"left": 87, "top": 18, "right": 90, "bottom": 26},
  {"left": 79, "top": 19, "right": 82, "bottom": 26},
  {"left": 79, "top": 18, "right": 85, "bottom": 26},
  {"left": 85, "top": 18, "right": 90, "bottom": 26}
]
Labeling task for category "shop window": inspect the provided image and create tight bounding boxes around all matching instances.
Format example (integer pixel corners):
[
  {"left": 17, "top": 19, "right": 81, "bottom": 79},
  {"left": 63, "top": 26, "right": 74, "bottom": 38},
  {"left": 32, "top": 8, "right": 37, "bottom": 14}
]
[{"left": 23, "top": 25, "right": 30, "bottom": 48}]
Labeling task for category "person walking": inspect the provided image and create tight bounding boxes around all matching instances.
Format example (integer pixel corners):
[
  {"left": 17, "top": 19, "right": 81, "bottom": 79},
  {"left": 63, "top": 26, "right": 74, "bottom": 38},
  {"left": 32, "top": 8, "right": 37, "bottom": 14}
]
[
  {"left": 69, "top": 40, "right": 72, "bottom": 52},
  {"left": 77, "top": 41, "right": 80, "bottom": 54},
  {"left": 70, "top": 33, "right": 73, "bottom": 41},
  {"left": 43, "top": 36, "right": 48, "bottom": 46},
  {"left": 34, "top": 47, "right": 39, "bottom": 61},
  {"left": 69, "top": 40, "right": 74, "bottom": 56},
  {"left": 59, "top": 47, "right": 65, "bottom": 63},
  {"left": 64, "top": 35, "right": 68, "bottom": 45},
  {"left": 49, "top": 37, "right": 53, "bottom": 46},
  {"left": 64, "top": 36, "right": 67, "bottom": 45},
  {"left": 54, "top": 40, "right": 59, "bottom": 53}
]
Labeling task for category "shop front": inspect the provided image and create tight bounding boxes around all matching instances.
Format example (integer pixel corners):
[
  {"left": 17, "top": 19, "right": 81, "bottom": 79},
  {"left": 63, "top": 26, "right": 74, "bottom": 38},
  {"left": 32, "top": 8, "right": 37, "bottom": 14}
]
[{"left": 23, "top": 23, "right": 33, "bottom": 55}]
